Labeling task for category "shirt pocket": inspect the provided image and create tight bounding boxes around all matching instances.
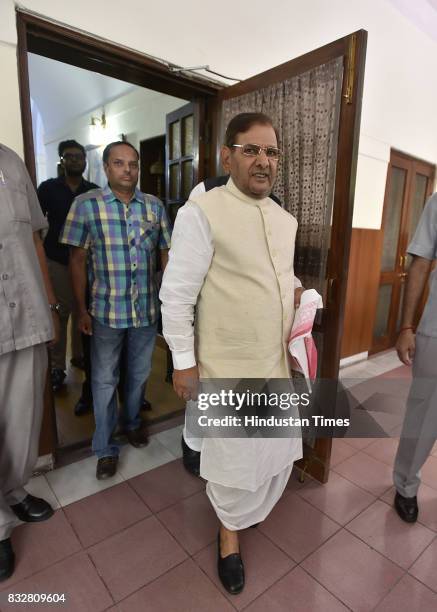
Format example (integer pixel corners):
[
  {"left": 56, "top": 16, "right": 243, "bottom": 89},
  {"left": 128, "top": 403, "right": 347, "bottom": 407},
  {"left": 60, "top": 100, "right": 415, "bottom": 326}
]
[
  {"left": 2, "top": 182, "right": 31, "bottom": 223},
  {"left": 139, "top": 220, "right": 159, "bottom": 250},
  {"left": 6, "top": 185, "right": 31, "bottom": 223}
]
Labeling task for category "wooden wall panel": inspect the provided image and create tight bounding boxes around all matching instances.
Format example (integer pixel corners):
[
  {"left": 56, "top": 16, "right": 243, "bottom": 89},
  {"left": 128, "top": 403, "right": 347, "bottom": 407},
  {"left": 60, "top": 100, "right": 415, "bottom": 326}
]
[{"left": 341, "top": 228, "right": 382, "bottom": 358}]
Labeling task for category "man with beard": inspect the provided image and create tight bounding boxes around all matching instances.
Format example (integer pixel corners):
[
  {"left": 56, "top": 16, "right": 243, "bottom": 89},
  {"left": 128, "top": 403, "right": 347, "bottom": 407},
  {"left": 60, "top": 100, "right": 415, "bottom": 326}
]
[
  {"left": 160, "top": 113, "right": 302, "bottom": 594},
  {"left": 38, "top": 140, "right": 98, "bottom": 394}
]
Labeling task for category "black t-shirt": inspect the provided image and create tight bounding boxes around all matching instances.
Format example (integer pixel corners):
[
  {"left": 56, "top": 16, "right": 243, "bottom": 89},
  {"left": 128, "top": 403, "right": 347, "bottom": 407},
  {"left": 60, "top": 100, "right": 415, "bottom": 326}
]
[{"left": 37, "top": 176, "right": 99, "bottom": 265}]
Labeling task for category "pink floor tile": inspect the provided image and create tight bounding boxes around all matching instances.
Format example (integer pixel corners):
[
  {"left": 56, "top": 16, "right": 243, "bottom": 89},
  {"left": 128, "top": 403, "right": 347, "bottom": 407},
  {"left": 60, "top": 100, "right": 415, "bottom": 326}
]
[
  {"left": 117, "top": 558, "right": 233, "bottom": 612},
  {"left": 128, "top": 459, "right": 204, "bottom": 513},
  {"left": 301, "top": 529, "right": 404, "bottom": 612},
  {"left": 330, "top": 438, "right": 358, "bottom": 467},
  {"left": 244, "top": 565, "right": 348, "bottom": 612},
  {"left": 156, "top": 490, "right": 218, "bottom": 555},
  {"left": 258, "top": 492, "right": 340, "bottom": 562},
  {"left": 298, "top": 471, "right": 375, "bottom": 525},
  {"left": 0, "top": 510, "right": 81, "bottom": 589},
  {"left": 88, "top": 515, "right": 187, "bottom": 602},
  {"left": 347, "top": 499, "right": 435, "bottom": 569},
  {"left": 381, "top": 485, "right": 437, "bottom": 532},
  {"left": 0, "top": 553, "right": 112, "bottom": 612},
  {"left": 63, "top": 482, "right": 150, "bottom": 548},
  {"left": 333, "top": 451, "right": 393, "bottom": 496},
  {"left": 285, "top": 467, "right": 309, "bottom": 493},
  {"left": 193, "top": 528, "right": 295, "bottom": 610},
  {"left": 341, "top": 437, "right": 377, "bottom": 450},
  {"left": 375, "top": 574, "right": 437, "bottom": 611},
  {"left": 409, "top": 538, "right": 437, "bottom": 591},
  {"left": 380, "top": 365, "right": 412, "bottom": 379},
  {"left": 363, "top": 437, "right": 399, "bottom": 466}
]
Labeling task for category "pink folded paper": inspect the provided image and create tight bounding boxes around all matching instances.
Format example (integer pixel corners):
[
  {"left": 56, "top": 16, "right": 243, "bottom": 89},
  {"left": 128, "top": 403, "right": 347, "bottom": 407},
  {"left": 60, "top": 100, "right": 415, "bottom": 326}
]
[{"left": 288, "top": 289, "right": 323, "bottom": 387}]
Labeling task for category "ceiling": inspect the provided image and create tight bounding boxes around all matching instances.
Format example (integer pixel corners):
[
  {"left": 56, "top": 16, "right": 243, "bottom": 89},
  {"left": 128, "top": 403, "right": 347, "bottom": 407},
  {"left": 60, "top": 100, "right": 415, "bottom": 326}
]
[
  {"left": 28, "top": 52, "right": 137, "bottom": 136},
  {"left": 388, "top": 0, "right": 437, "bottom": 43}
]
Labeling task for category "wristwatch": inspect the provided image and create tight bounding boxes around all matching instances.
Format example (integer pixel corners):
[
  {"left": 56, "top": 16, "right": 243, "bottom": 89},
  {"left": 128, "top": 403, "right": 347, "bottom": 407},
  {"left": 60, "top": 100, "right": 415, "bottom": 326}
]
[{"left": 49, "top": 303, "right": 61, "bottom": 314}]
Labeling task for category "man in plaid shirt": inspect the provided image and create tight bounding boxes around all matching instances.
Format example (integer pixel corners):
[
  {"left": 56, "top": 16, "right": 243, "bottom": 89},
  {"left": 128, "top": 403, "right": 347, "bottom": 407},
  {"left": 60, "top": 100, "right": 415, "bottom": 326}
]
[{"left": 61, "top": 141, "right": 171, "bottom": 479}]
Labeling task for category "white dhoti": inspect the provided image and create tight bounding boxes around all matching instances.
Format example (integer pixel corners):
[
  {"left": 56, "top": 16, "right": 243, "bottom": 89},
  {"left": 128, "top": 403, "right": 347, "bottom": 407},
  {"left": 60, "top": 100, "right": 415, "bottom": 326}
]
[
  {"left": 197, "top": 414, "right": 302, "bottom": 530},
  {"left": 206, "top": 463, "right": 294, "bottom": 530}
]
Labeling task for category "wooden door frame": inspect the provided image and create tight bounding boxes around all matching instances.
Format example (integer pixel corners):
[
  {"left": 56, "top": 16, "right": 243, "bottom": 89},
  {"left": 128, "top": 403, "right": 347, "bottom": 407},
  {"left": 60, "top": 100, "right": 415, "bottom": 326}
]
[
  {"left": 371, "top": 149, "right": 435, "bottom": 354},
  {"left": 15, "top": 9, "right": 222, "bottom": 458},
  {"left": 16, "top": 10, "right": 221, "bottom": 185},
  {"left": 217, "top": 31, "right": 367, "bottom": 482}
]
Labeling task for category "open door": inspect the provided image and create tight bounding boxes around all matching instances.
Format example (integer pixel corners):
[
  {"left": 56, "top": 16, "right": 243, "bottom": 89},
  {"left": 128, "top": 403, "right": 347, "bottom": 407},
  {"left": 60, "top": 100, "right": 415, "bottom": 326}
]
[
  {"left": 215, "top": 31, "right": 367, "bottom": 482},
  {"left": 371, "top": 150, "right": 435, "bottom": 354},
  {"left": 165, "top": 101, "right": 203, "bottom": 224}
]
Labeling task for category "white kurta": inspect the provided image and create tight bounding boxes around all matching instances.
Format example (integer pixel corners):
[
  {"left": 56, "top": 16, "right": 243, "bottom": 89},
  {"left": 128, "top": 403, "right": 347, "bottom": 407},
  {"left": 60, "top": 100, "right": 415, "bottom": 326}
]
[{"left": 160, "top": 178, "right": 302, "bottom": 528}]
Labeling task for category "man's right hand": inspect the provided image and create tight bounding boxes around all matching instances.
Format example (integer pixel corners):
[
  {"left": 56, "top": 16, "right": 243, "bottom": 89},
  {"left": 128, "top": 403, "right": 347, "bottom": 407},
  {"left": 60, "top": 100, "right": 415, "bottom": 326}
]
[
  {"left": 173, "top": 366, "right": 199, "bottom": 401},
  {"left": 396, "top": 329, "right": 415, "bottom": 366},
  {"left": 78, "top": 311, "right": 93, "bottom": 335}
]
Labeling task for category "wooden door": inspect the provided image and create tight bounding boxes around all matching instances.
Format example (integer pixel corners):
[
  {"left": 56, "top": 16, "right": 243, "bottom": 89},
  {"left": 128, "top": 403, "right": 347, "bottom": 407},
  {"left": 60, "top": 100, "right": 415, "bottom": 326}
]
[
  {"left": 140, "top": 135, "right": 165, "bottom": 199},
  {"left": 371, "top": 151, "right": 435, "bottom": 353},
  {"left": 215, "top": 31, "right": 367, "bottom": 483},
  {"left": 165, "top": 102, "right": 202, "bottom": 224}
]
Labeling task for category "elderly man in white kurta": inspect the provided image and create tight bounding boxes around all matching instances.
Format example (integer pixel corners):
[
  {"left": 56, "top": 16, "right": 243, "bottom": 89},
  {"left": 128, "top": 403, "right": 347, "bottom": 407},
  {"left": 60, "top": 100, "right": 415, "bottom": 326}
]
[{"left": 160, "top": 112, "right": 302, "bottom": 594}]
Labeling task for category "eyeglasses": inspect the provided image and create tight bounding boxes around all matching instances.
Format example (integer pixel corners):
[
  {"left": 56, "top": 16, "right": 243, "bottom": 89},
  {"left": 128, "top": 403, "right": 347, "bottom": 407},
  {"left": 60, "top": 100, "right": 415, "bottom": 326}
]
[
  {"left": 61, "top": 153, "right": 85, "bottom": 161},
  {"left": 231, "top": 144, "right": 281, "bottom": 160}
]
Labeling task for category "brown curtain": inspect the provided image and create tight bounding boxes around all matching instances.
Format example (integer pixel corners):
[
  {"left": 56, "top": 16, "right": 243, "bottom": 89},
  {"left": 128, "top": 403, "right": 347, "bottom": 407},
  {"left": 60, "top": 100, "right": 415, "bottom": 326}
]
[{"left": 222, "top": 57, "right": 343, "bottom": 295}]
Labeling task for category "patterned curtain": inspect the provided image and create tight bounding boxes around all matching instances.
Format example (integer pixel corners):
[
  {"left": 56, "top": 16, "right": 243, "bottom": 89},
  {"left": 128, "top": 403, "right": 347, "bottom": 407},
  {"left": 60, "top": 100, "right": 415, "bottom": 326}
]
[{"left": 222, "top": 57, "right": 343, "bottom": 296}]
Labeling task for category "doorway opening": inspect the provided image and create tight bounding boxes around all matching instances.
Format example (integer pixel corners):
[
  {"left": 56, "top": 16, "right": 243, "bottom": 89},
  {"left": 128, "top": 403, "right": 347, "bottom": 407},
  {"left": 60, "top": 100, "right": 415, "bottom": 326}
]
[{"left": 18, "top": 10, "right": 220, "bottom": 461}]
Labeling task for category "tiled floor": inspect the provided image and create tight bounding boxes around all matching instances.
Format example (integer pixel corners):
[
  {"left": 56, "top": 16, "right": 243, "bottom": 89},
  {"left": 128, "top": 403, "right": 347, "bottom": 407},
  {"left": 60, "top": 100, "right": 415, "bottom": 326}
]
[{"left": 2, "top": 353, "right": 437, "bottom": 611}]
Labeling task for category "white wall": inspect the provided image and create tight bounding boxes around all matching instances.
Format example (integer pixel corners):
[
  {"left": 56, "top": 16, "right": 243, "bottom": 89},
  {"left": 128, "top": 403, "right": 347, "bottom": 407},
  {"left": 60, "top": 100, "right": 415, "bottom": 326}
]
[
  {"left": 2, "top": 0, "right": 437, "bottom": 227},
  {"left": 41, "top": 87, "right": 186, "bottom": 180}
]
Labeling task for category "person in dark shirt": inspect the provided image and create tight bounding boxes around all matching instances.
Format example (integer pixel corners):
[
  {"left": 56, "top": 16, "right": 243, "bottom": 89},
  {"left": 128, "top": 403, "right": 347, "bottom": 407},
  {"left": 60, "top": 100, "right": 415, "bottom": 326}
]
[{"left": 37, "top": 140, "right": 99, "bottom": 394}]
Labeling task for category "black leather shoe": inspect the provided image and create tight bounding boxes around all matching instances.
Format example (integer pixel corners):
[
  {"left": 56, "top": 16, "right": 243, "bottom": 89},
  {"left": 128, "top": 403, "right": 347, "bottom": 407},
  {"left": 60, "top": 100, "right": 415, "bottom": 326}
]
[
  {"left": 96, "top": 456, "right": 118, "bottom": 480},
  {"left": 51, "top": 368, "right": 66, "bottom": 392},
  {"left": 394, "top": 492, "right": 418, "bottom": 523},
  {"left": 126, "top": 427, "right": 149, "bottom": 448},
  {"left": 74, "top": 397, "right": 93, "bottom": 416},
  {"left": 10, "top": 495, "right": 54, "bottom": 523},
  {"left": 141, "top": 399, "right": 152, "bottom": 411},
  {"left": 0, "top": 539, "right": 15, "bottom": 582},
  {"left": 217, "top": 533, "right": 245, "bottom": 595},
  {"left": 181, "top": 436, "right": 200, "bottom": 477}
]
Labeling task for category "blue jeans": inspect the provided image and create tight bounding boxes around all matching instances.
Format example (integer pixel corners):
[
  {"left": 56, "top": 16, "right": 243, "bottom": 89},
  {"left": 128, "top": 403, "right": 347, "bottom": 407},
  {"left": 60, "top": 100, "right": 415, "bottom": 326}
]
[{"left": 91, "top": 318, "right": 157, "bottom": 458}]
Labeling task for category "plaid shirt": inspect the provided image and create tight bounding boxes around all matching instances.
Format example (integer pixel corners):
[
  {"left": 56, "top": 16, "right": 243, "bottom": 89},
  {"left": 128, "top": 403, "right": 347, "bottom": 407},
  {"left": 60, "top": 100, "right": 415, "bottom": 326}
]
[{"left": 60, "top": 185, "right": 171, "bottom": 328}]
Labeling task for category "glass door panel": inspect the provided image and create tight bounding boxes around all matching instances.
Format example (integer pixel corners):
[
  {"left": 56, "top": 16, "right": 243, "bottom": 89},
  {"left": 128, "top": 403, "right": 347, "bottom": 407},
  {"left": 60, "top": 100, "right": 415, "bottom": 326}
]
[
  {"left": 406, "top": 174, "right": 429, "bottom": 266},
  {"left": 381, "top": 167, "right": 406, "bottom": 271},
  {"left": 373, "top": 284, "right": 393, "bottom": 338}
]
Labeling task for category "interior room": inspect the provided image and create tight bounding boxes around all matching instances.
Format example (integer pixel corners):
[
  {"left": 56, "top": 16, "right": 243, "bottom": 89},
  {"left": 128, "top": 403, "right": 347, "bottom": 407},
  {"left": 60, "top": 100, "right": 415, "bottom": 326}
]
[
  {"left": 28, "top": 52, "right": 189, "bottom": 452},
  {"left": 1, "top": 0, "right": 437, "bottom": 609}
]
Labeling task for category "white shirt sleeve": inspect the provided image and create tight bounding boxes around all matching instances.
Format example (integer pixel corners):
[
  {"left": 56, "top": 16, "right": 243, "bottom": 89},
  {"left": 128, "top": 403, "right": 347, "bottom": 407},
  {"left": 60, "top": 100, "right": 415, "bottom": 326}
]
[
  {"left": 188, "top": 181, "right": 206, "bottom": 199},
  {"left": 159, "top": 201, "right": 213, "bottom": 369},
  {"left": 294, "top": 275, "right": 302, "bottom": 289}
]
